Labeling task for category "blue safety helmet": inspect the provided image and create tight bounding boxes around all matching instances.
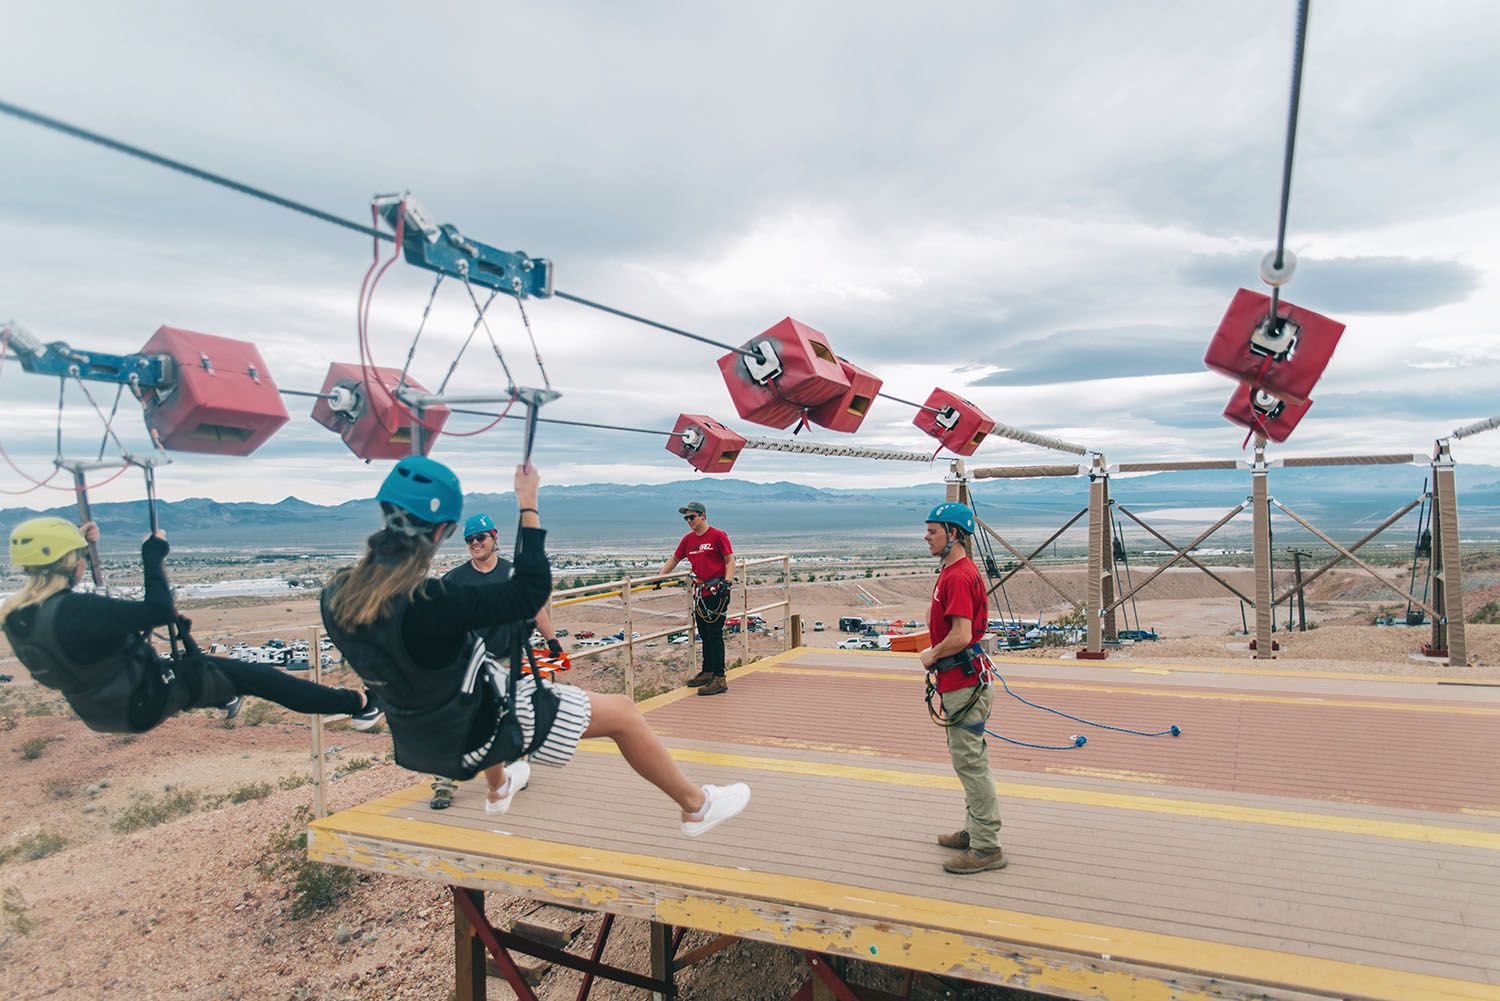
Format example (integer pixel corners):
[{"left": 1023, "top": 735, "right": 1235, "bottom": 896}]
[
  {"left": 463, "top": 513, "right": 497, "bottom": 539},
  {"left": 376, "top": 456, "right": 463, "bottom": 525},
  {"left": 926, "top": 502, "right": 974, "bottom": 536}
]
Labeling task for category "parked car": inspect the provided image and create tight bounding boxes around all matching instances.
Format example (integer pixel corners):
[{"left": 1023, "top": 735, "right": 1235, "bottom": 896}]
[
  {"left": 265, "top": 639, "right": 284, "bottom": 649},
  {"left": 812, "top": 620, "right": 825, "bottom": 631},
  {"left": 555, "top": 629, "right": 569, "bottom": 637},
  {"left": 669, "top": 634, "right": 690, "bottom": 645},
  {"left": 837, "top": 637, "right": 866, "bottom": 650},
  {"left": 576, "top": 630, "right": 596, "bottom": 639}
]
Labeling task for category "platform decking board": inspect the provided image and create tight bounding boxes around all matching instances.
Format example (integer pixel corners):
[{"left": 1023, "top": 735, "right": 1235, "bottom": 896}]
[
  {"left": 643, "top": 670, "right": 1500, "bottom": 812},
  {"left": 370, "top": 755, "right": 1499, "bottom": 965},
  {"left": 312, "top": 648, "right": 1500, "bottom": 1001}
]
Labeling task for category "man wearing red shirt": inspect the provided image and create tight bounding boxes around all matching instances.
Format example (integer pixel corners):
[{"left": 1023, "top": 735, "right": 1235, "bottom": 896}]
[
  {"left": 919, "top": 501, "right": 1006, "bottom": 874},
  {"left": 660, "top": 501, "right": 736, "bottom": 696}
]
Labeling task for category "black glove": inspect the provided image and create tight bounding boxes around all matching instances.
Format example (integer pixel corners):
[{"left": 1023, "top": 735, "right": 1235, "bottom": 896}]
[{"left": 546, "top": 638, "right": 564, "bottom": 656}]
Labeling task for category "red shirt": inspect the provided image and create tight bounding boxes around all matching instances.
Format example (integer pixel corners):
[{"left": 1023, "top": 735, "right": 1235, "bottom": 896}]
[
  {"left": 928, "top": 556, "right": 988, "bottom": 693},
  {"left": 675, "top": 526, "right": 733, "bottom": 580}
]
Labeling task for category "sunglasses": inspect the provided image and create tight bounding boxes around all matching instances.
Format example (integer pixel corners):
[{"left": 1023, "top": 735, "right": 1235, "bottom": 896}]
[
  {"left": 464, "top": 533, "right": 493, "bottom": 545},
  {"left": 683, "top": 514, "right": 699, "bottom": 522}
]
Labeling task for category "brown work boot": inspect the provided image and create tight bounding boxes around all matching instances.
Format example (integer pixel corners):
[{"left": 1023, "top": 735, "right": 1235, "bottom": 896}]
[
  {"left": 937, "top": 830, "right": 970, "bottom": 850},
  {"left": 943, "top": 846, "right": 1007, "bottom": 874},
  {"left": 696, "top": 675, "right": 728, "bottom": 696},
  {"left": 685, "top": 671, "right": 714, "bottom": 688}
]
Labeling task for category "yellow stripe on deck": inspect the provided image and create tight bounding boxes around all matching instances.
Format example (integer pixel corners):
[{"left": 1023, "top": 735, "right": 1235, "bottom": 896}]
[
  {"left": 577, "top": 743, "right": 1500, "bottom": 851},
  {"left": 757, "top": 667, "right": 1500, "bottom": 716},
  {"left": 310, "top": 804, "right": 1500, "bottom": 1001}
]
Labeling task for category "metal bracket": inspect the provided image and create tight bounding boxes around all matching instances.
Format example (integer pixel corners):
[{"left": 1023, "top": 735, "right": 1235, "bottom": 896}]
[
  {"left": 1248, "top": 314, "right": 1299, "bottom": 362},
  {"left": 372, "top": 193, "right": 554, "bottom": 299},
  {"left": 3, "top": 320, "right": 172, "bottom": 388},
  {"left": 1251, "top": 388, "right": 1285, "bottom": 419},
  {"left": 741, "top": 338, "right": 784, "bottom": 385},
  {"left": 933, "top": 405, "right": 961, "bottom": 431}
]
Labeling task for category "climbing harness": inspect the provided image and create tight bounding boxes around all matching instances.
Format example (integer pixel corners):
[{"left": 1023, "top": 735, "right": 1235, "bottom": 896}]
[{"left": 693, "top": 577, "right": 733, "bottom": 624}]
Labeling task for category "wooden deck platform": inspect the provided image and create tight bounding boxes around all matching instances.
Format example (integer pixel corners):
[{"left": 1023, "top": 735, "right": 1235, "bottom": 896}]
[{"left": 309, "top": 648, "right": 1500, "bottom": 1001}]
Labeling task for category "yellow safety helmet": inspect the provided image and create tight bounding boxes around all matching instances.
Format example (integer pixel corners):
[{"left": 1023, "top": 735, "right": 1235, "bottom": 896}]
[{"left": 9, "top": 517, "right": 87, "bottom": 568}]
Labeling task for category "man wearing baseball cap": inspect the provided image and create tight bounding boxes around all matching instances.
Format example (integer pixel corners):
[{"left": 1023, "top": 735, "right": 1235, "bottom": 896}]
[{"left": 659, "top": 502, "right": 735, "bottom": 696}]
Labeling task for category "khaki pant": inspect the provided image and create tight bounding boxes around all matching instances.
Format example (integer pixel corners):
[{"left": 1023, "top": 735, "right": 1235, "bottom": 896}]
[{"left": 941, "top": 684, "right": 1003, "bottom": 851}]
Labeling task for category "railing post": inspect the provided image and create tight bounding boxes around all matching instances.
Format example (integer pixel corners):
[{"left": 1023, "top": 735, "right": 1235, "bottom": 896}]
[
  {"left": 623, "top": 576, "right": 634, "bottom": 700},
  {"left": 311, "top": 623, "right": 327, "bottom": 819},
  {"left": 782, "top": 556, "right": 791, "bottom": 652},
  {"left": 1252, "top": 438, "right": 1275, "bottom": 658},
  {"left": 741, "top": 562, "right": 751, "bottom": 668}
]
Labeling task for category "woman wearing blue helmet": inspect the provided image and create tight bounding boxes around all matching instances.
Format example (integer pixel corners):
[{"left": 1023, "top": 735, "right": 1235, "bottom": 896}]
[{"left": 320, "top": 457, "right": 749, "bottom": 836}]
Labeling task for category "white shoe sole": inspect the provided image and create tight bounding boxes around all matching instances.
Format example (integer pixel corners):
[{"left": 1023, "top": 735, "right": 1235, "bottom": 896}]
[{"left": 485, "top": 762, "right": 531, "bottom": 815}]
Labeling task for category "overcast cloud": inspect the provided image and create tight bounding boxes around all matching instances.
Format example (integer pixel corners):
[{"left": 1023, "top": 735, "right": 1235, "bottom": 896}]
[{"left": 2, "top": 0, "right": 1498, "bottom": 508}]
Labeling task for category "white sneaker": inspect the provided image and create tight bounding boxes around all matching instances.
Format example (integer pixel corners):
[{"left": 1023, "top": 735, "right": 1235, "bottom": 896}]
[
  {"left": 485, "top": 760, "right": 531, "bottom": 815},
  {"left": 681, "top": 783, "right": 751, "bottom": 837}
]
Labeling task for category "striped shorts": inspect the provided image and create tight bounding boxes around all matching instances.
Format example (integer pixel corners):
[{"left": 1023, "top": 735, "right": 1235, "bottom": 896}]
[{"left": 512, "top": 675, "right": 592, "bottom": 767}]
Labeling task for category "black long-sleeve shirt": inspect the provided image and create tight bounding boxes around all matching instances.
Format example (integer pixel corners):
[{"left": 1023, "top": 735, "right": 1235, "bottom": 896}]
[
  {"left": 4, "top": 536, "right": 173, "bottom": 661},
  {"left": 399, "top": 527, "right": 551, "bottom": 670}
]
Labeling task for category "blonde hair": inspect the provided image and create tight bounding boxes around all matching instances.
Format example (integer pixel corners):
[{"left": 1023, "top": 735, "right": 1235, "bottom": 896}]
[
  {"left": 0, "top": 553, "right": 80, "bottom": 619},
  {"left": 324, "top": 528, "right": 438, "bottom": 630}
]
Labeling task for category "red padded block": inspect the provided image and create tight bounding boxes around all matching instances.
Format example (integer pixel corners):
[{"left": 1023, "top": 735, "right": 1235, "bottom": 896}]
[
  {"left": 1204, "top": 288, "right": 1344, "bottom": 408},
  {"left": 808, "top": 358, "right": 882, "bottom": 433},
  {"left": 1222, "top": 383, "right": 1312, "bottom": 444},
  {"left": 912, "top": 388, "right": 995, "bottom": 456},
  {"left": 309, "top": 362, "right": 450, "bottom": 460},
  {"left": 665, "top": 413, "right": 745, "bottom": 473},
  {"left": 717, "top": 317, "right": 850, "bottom": 429},
  {"left": 139, "top": 326, "right": 289, "bottom": 456}
]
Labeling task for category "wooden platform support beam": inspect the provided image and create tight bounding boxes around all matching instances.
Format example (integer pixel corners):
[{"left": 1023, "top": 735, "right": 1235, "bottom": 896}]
[
  {"left": 1083, "top": 455, "right": 1114, "bottom": 655},
  {"left": 1251, "top": 438, "right": 1275, "bottom": 659},
  {"left": 1429, "top": 441, "right": 1467, "bottom": 663}
]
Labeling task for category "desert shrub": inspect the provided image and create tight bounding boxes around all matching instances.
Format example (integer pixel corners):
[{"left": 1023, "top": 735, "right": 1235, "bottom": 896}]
[
  {"left": 258, "top": 806, "right": 357, "bottom": 918},
  {"left": 0, "top": 829, "right": 67, "bottom": 866},
  {"left": 2, "top": 886, "right": 34, "bottom": 936},
  {"left": 16, "top": 737, "right": 48, "bottom": 761},
  {"left": 278, "top": 774, "right": 311, "bottom": 792},
  {"left": 112, "top": 788, "right": 200, "bottom": 834},
  {"left": 227, "top": 781, "right": 274, "bottom": 804},
  {"left": 341, "top": 757, "right": 376, "bottom": 774},
  {"left": 1469, "top": 601, "right": 1500, "bottom": 625},
  {"left": 43, "top": 777, "right": 80, "bottom": 799},
  {"left": 240, "top": 700, "right": 284, "bottom": 727}
]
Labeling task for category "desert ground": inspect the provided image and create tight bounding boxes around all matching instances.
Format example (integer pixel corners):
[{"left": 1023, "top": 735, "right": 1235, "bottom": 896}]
[{"left": 2, "top": 558, "right": 1498, "bottom": 1000}]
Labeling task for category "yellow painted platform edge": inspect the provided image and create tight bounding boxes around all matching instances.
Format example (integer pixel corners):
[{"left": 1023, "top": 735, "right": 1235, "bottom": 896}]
[{"left": 308, "top": 814, "right": 1500, "bottom": 1001}]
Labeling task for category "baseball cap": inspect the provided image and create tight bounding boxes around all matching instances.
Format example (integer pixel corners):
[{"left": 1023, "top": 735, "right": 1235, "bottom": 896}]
[{"left": 678, "top": 501, "right": 706, "bottom": 516}]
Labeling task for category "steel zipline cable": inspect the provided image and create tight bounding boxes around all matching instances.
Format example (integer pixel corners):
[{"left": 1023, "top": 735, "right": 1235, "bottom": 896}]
[
  {"left": 3, "top": 98, "right": 1093, "bottom": 460},
  {"left": 1267, "top": 0, "right": 1311, "bottom": 319},
  {"left": 0, "top": 98, "right": 758, "bottom": 361}
]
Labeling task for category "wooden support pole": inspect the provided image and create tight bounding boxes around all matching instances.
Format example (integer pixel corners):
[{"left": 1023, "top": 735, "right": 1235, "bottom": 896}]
[
  {"left": 791, "top": 613, "right": 803, "bottom": 647},
  {"left": 742, "top": 561, "right": 751, "bottom": 667},
  {"left": 454, "top": 888, "right": 487, "bottom": 1001},
  {"left": 649, "top": 921, "right": 673, "bottom": 1001},
  {"left": 1085, "top": 459, "right": 1106, "bottom": 654},
  {"left": 1252, "top": 439, "right": 1275, "bottom": 658},
  {"left": 782, "top": 556, "right": 791, "bottom": 653},
  {"left": 310, "top": 623, "right": 327, "bottom": 819},
  {"left": 1101, "top": 477, "right": 1117, "bottom": 644},
  {"left": 1430, "top": 442, "right": 1467, "bottom": 663},
  {"left": 623, "top": 576, "right": 634, "bottom": 700}
]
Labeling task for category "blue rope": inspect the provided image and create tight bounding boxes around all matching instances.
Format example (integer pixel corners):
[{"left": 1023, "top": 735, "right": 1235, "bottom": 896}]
[
  {"left": 995, "top": 672, "right": 1181, "bottom": 738},
  {"left": 982, "top": 728, "right": 1087, "bottom": 751}
]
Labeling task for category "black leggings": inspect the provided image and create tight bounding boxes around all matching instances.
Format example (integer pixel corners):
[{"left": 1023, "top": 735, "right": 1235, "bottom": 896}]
[
  {"left": 696, "top": 607, "right": 726, "bottom": 677},
  {"left": 190, "top": 655, "right": 363, "bottom": 716}
]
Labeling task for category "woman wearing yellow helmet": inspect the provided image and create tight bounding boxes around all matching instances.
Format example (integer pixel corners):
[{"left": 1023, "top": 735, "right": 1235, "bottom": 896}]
[{"left": 2, "top": 517, "right": 382, "bottom": 734}]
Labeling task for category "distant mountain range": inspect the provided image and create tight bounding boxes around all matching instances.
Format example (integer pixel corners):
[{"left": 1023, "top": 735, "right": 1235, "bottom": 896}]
[{"left": 3, "top": 465, "right": 1498, "bottom": 554}]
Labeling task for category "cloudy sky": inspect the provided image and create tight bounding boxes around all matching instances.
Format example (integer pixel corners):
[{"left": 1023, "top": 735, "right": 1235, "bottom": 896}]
[{"left": 2, "top": 1, "right": 1497, "bottom": 507}]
